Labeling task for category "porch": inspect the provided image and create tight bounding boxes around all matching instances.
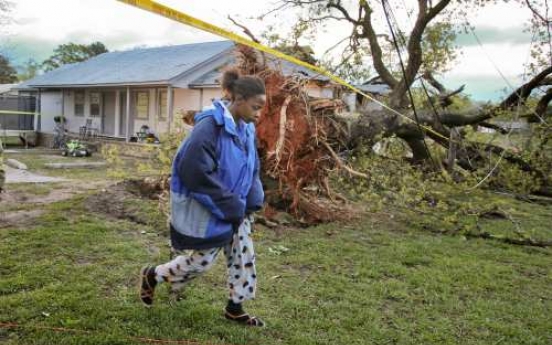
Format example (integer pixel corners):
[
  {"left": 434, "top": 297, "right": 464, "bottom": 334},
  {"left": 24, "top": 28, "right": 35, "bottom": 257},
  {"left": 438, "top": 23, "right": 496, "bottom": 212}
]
[{"left": 53, "top": 86, "right": 177, "bottom": 142}]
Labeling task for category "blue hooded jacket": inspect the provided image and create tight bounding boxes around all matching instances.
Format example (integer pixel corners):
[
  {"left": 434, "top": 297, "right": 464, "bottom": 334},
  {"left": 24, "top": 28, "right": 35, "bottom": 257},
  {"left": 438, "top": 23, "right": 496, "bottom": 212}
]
[{"left": 169, "top": 100, "right": 264, "bottom": 250}]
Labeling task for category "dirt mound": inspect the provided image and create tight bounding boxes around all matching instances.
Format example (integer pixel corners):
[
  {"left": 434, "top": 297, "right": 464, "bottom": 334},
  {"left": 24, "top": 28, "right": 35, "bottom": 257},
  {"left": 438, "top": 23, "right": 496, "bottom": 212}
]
[
  {"left": 84, "top": 180, "right": 165, "bottom": 225},
  {"left": 0, "top": 209, "right": 45, "bottom": 229}
]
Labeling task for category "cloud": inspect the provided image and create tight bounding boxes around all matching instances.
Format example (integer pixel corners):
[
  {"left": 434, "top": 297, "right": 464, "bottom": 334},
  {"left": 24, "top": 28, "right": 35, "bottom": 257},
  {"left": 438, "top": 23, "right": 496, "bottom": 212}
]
[
  {"left": 443, "top": 74, "right": 518, "bottom": 102},
  {"left": 0, "top": 35, "right": 56, "bottom": 66},
  {"left": 1, "top": 0, "right": 227, "bottom": 65},
  {"left": 455, "top": 25, "right": 532, "bottom": 47},
  {"left": 448, "top": 43, "right": 532, "bottom": 78}
]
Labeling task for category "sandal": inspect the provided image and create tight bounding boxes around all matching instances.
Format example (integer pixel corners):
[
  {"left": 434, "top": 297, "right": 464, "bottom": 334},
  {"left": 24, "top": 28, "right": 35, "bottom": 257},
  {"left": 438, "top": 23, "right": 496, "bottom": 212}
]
[
  {"left": 139, "top": 266, "right": 157, "bottom": 307},
  {"left": 224, "top": 310, "right": 266, "bottom": 327}
]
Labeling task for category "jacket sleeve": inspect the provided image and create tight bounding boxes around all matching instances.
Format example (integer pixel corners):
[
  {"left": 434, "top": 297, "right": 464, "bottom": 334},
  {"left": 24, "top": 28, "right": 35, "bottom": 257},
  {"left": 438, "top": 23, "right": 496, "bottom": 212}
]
[
  {"left": 246, "top": 149, "right": 264, "bottom": 213},
  {"left": 176, "top": 117, "right": 245, "bottom": 224}
]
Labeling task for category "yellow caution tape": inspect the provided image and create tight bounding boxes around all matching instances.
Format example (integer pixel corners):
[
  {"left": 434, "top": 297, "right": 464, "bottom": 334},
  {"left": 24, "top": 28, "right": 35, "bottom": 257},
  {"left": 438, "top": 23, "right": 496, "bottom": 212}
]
[
  {"left": 117, "top": 0, "right": 449, "bottom": 142},
  {"left": 0, "top": 110, "right": 39, "bottom": 116}
]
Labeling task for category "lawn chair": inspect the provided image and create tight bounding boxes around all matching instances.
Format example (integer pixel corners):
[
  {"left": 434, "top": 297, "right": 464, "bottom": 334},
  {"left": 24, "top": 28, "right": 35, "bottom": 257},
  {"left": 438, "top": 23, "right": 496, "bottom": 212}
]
[{"left": 79, "top": 118, "right": 99, "bottom": 139}]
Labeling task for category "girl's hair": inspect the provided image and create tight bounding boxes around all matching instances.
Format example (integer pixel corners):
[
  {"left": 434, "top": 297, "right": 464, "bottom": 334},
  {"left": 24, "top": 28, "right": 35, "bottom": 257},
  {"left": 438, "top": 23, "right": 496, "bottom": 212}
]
[{"left": 221, "top": 69, "right": 266, "bottom": 100}]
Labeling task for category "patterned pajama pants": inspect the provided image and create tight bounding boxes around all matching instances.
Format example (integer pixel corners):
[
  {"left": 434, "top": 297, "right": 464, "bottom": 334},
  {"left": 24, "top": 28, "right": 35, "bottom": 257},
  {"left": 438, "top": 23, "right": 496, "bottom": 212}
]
[{"left": 155, "top": 217, "right": 257, "bottom": 304}]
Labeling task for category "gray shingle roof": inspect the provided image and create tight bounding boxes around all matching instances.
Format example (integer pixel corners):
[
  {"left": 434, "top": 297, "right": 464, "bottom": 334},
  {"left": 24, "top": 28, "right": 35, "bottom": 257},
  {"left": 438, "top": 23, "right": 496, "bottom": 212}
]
[
  {"left": 0, "top": 83, "right": 19, "bottom": 95},
  {"left": 189, "top": 56, "right": 329, "bottom": 87},
  {"left": 355, "top": 83, "right": 390, "bottom": 95},
  {"left": 21, "top": 41, "right": 234, "bottom": 88}
]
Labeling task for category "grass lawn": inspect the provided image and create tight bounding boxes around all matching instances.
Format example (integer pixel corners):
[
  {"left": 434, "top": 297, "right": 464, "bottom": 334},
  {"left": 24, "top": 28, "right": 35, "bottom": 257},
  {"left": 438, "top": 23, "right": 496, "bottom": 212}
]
[{"left": 1, "top": 154, "right": 551, "bottom": 344}]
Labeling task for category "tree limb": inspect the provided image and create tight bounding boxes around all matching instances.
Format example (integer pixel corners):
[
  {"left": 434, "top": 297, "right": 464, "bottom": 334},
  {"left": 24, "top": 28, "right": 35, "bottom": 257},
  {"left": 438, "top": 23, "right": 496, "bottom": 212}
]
[
  {"left": 535, "top": 88, "right": 552, "bottom": 117},
  {"left": 422, "top": 71, "right": 446, "bottom": 93},
  {"left": 524, "top": 0, "right": 552, "bottom": 24},
  {"left": 356, "top": 1, "right": 398, "bottom": 88},
  {"left": 390, "top": 0, "right": 452, "bottom": 106},
  {"left": 500, "top": 66, "right": 552, "bottom": 109},
  {"left": 464, "top": 231, "right": 552, "bottom": 247},
  {"left": 327, "top": 0, "right": 359, "bottom": 24},
  {"left": 321, "top": 141, "right": 369, "bottom": 179},
  {"left": 539, "top": 77, "right": 552, "bottom": 86},
  {"left": 422, "top": 71, "right": 465, "bottom": 107},
  {"left": 227, "top": 16, "right": 266, "bottom": 68},
  {"left": 478, "top": 121, "right": 509, "bottom": 134},
  {"left": 228, "top": 16, "right": 261, "bottom": 43}
]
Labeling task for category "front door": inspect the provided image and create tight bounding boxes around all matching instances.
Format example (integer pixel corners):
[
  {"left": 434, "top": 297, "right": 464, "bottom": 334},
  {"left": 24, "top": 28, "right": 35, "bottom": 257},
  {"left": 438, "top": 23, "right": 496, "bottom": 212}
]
[
  {"left": 102, "top": 92, "right": 116, "bottom": 136},
  {"left": 119, "top": 91, "right": 135, "bottom": 138},
  {"left": 119, "top": 93, "right": 127, "bottom": 137}
]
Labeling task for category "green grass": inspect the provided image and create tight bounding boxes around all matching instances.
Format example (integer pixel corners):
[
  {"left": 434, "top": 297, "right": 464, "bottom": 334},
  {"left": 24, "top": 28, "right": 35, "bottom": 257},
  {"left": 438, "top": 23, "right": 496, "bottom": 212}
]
[
  {"left": 3, "top": 182, "right": 65, "bottom": 196},
  {"left": 1, "top": 189, "right": 551, "bottom": 344},
  {"left": 3, "top": 151, "right": 112, "bottom": 181}
]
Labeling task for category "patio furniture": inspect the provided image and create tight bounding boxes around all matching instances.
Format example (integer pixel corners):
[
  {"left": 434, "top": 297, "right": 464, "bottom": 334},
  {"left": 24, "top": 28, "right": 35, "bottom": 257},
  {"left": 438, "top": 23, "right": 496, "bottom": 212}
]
[{"left": 79, "top": 118, "right": 99, "bottom": 139}]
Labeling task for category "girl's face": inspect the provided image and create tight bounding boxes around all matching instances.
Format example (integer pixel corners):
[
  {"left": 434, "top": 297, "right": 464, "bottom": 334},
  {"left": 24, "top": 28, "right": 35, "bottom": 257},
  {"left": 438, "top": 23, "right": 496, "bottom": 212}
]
[{"left": 234, "top": 94, "right": 266, "bottom": 124}]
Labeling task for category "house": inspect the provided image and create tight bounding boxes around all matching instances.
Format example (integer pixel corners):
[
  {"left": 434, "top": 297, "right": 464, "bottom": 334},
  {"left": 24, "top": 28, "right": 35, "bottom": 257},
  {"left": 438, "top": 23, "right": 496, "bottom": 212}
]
[
  {"left": 478, "top": 119, "right": 529, "bottom": 134},
  {"left": 18, "top": 40, "right": 337, "bottom": 142},
  {"left": 0, "top": 84, "right": 20, "bottom": 96},
  {"left": 1, "top": 83, "right": 35, "bottom": 139},
  {"left": 352, "top": 77, "right": 391, "bottom": 112}
]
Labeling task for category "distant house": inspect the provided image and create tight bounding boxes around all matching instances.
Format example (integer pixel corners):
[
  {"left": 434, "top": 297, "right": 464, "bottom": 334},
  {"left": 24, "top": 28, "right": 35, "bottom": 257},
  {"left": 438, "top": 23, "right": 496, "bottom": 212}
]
[
  {"left": 0, "top": 84, "right": 20, "bottom": 96},
  {"left": 353, "top": 77, "right": 391, "bottom": 112},
  {"left": 1, "top": 83, "right": 35, "bottom": 136},
  {"left": 18, "top": 40, "right": 336, "bottom": 141},
  {"left": 478, "top": 119, "right": 529, "bottom": 134},
  {"left": 339, "top": 77, "right": 392, "bottom": 114}
]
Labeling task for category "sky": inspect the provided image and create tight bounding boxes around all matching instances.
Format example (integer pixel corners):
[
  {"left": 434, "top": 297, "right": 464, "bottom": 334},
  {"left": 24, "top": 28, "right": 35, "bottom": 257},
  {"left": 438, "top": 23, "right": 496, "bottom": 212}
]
[{"left": 0, "top": 0, "right": 537, "bottom": 102}]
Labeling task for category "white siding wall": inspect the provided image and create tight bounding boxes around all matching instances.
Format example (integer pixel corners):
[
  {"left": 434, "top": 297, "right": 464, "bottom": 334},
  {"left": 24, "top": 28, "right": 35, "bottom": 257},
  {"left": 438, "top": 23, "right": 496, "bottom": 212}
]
[
  {"left": 61, "top": 89, "right": 102, "bottom": 134},
  {"left": 306, "top": 85, "right": 334, "bottom": 98}
]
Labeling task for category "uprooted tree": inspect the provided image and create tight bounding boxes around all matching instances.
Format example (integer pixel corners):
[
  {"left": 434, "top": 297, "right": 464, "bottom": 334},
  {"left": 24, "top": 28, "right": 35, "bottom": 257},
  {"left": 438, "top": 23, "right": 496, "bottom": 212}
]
[
  {"left": 263, "top": 1, "right": 549, "bottom": 150},
  {"left": 244, "top": 0, "right": 551, "bottom": 190},
  {"left": 206, "top": 0, "right": 551, "bottom": 235}
]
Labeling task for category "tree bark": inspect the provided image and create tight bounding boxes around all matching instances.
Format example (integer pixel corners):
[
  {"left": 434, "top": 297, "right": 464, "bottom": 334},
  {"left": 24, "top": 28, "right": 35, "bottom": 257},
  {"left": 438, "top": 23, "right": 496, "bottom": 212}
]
[
  {"left": 389, "top": 0, "right": 452, "bottom": 108},
  {"left": 354, "top": 1, "right": 398, "bottom": 89}
]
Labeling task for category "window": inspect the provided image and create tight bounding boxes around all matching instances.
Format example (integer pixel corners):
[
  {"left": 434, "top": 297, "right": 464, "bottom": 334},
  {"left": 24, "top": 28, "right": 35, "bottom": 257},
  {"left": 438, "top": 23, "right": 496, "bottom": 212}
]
[
  {"left": 90, "top": 92, "right": 101, "bottom": 117},
  {"left": 74, "top": 90, "right": 85, "bottom": 116},
  {"left": 135, "top": 91, "right": 149, "bottom": 120},
  {"left": 158, "top": 90, "right": 167, "bottom": 120}
]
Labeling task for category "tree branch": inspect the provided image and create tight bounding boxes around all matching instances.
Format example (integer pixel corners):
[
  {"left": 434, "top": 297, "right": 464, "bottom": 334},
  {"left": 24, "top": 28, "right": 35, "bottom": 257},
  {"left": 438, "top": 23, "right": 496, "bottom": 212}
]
[
  {"left": 388, "top": 0, "right": 452, "bottom": 106},
  {"left": 355, "top": 1, "right": 398, "bottom": 88},
  {"left": 525, "top": 0, "right": 552, "bottom": 24},
  {"left": 327, "top": 0, "right": 359, "bottom": 24},
  {"left": 500, "top": 65, "right": 552, "bottom": 109},
  {"left": 478, "top": 121, "right": 509, "bottom": 134},
  {"left": 422, "top": 71, "right": 446, "bottom": 93},
  {"left": 228, "top": 16, "right": 266, "bottom": 69},
  {"left": 539, "top": 77, "right": 552, "bottom": 86},
  {"left": 535, "top": 88, "right": 552, "bottom": 117},
  {"left": 422, "top": 72, "right": 465, "bottom": 107},
  {"left": 258, "top": 2, "right": 291, "bottom": 20},
  {"left": 228, "top": 16, "right": 261, "bottom": 43}
]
